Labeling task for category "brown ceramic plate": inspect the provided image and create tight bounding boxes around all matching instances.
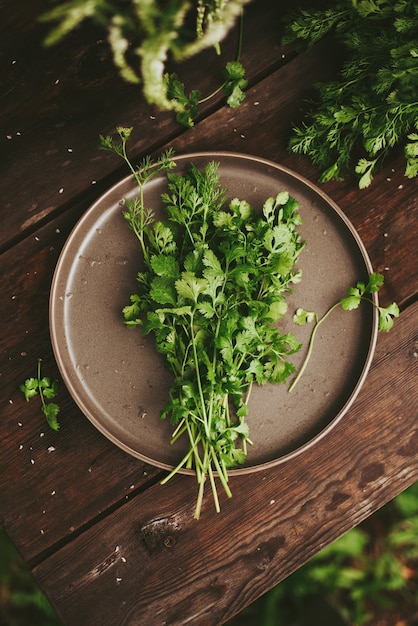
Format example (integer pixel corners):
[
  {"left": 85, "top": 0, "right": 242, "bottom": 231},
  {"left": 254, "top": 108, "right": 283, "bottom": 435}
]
[{"left": 50, "top": 152, "right": 378, "bottom": 474}]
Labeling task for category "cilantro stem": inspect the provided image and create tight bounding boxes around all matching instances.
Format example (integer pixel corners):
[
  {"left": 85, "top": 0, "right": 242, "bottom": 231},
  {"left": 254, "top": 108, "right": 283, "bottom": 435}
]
[
  {"left": 288, "top": 303, "right": 340, "bottom": 393},
  {"left": 198, "top": 10, "right": 245, "bottom": 106},
  {"left": 289, "top": 273, "right": 398, "bottom": 392}
]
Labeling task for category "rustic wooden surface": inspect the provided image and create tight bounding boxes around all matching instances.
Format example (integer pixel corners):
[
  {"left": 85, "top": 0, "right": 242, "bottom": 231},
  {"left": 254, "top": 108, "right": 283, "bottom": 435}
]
[{"left": 1, "top": 0, "right": 417, "bottom": 624}]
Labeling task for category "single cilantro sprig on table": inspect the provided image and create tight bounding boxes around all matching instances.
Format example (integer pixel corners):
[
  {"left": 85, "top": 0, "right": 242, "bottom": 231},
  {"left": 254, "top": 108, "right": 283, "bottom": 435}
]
[
  {"left": 20, "top": 359, "right": 60, "bottom": 431},
  {"left": 289, "top": 273, "right": 400, "bottom": 392}
]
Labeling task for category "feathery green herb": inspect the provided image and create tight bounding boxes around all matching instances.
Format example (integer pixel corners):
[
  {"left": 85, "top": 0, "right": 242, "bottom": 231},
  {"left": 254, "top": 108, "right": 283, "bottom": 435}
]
[
  {"left": 283, "top": 0, "right": 418, "bottom": 187},
  {"left": 20, "top": 360, "right": 60, "bottom": 431},
  {"left": 101, "top": 128, "right": 304, "bottom": 517}
]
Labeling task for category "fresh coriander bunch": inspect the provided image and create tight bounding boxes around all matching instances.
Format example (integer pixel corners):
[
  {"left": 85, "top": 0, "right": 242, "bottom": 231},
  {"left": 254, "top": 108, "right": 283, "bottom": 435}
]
[
  {"left": 124, "top": 163, "right": 304, "bottom": 517},
  {"left": 283, "top": 0, "right": 418, "bottom": 187},
  {"left": 41, "top": 0, "right": 251, "bottom": 126},
  {"left": 103, "top": 131, "right": 304, "bottom": 517}
]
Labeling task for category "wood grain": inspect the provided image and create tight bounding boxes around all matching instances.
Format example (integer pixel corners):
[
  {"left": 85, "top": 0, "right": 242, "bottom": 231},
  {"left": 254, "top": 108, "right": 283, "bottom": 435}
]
[
  {"left": 1, "top": 0, "right": 417, "bottom": 622},
  {"left": 0, "top": 204, "right": 163, "bottom": 562},
  {"left": 32, "top": 303, "right": 418, "bottom": 625}
]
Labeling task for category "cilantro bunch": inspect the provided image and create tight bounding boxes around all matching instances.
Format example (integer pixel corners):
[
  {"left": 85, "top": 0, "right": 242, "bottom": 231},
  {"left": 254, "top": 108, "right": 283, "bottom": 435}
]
[
  {"left": 106, "top": 132, "right": 304, "bottom": 517},
  {"left": 283, "top": 0, "right": 418, "bottom": 187}
]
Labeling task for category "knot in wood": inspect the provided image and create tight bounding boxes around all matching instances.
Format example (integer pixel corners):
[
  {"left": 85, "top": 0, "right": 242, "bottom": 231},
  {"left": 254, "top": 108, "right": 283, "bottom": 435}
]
[
  {"left": 139, "top": 516, "right": 181, "bottom": 555},
  {"left": 163, "top": 535, "right": 176, "bottom": 548}
]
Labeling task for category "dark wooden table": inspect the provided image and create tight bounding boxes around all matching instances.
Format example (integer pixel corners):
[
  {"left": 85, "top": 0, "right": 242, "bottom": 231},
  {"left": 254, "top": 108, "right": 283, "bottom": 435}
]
[{"left": 1, "top": 1, "right": 417, "bottom": 624}]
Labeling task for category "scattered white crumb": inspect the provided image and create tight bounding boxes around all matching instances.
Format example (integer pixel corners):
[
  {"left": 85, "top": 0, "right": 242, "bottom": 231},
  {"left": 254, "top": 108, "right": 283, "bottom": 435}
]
[
  {"left": 48, "top": 446, "right": 56, "bottom": 452},
  {"left": 59, "top": 188, "right": 64, "bottom": 194},
  {"left": 269, "top": 499, "right": 275, "bottom": 505},
  {"left": 30, "top": 459, "right": 35, "bottom": 465},
  {"left": 18, "top": 422, "right": 23, "bottom": 427},
  {"left": 51, "top": 490, "right": 56, "bottom": 496}
]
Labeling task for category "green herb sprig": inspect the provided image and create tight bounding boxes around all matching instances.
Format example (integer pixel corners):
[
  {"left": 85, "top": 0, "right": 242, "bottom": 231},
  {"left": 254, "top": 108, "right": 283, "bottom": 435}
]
[
  {"left": 41, "top": 0, "right": 250, "bottom": 124},
  {"left": 283, "top": 0, "right": 418, "bottom": 187},
  {"left": 20, "top": 360, "right": 60, "bottom": 431},
  {"left": 289, "top": 273, "right": 400, "bottom": 392}
]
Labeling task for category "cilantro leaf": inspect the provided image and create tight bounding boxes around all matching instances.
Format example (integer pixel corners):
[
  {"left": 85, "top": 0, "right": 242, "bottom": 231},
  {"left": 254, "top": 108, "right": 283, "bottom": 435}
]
[
  {"left": 293, "top": 308, "right": 317, "bottom": 326},
  {"left": 378, "top": 302, "right": 400, "bottom": 332},
  {"left": 223, "top": 61, "right": 248, "bottom": 108},
  {"left": 43, "top": 403, "right": 60, "bottom": 432}
]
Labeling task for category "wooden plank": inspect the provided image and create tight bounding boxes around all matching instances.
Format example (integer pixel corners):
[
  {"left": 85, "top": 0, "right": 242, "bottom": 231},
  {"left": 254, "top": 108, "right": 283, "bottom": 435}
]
[
  {"left": 0, "top": 203, "right": 164, "bottom": 562},
  {"left": 0, "top": 0, "right": 309, "bottom": 252},
  {"left": 32, "top": 302, "right": 418, "bottom": 625}
]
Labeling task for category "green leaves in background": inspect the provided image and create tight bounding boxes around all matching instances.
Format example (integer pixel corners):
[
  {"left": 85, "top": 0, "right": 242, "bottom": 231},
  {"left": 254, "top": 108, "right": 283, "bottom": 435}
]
[{"left": 283, "top": 0, "right": 418, "bottom": 187}]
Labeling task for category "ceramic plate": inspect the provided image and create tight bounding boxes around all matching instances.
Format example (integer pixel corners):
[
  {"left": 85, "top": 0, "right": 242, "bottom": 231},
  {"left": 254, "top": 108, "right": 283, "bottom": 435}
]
[{"left": 50, "top": 152, "right": 378, "bottom": 474}]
